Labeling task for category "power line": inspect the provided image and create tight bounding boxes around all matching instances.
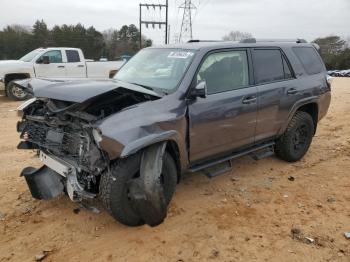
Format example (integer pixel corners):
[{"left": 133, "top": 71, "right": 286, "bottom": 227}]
[{"left": 139, "top": 0, "right": 169, "bottom": 48}]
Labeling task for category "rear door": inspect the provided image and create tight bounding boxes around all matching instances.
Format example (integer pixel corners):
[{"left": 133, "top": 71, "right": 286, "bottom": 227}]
[
  {"left": 252, "top": 48, "right": 299, "bottom": 141},
  {"left": 64, "top": 49, "right": 86, "bottom": 78},
  {"left": 34, "top": 50, "right": 66, "bottom": 78},
  {"left": 189, "top": 49, "right": 258, "bottom": 162}
]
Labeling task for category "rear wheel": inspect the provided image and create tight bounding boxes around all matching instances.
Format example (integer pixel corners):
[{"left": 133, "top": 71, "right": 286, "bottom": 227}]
[
  {"left": 7, "top": 81, "right": 30, "bottom": 101},
  {"left": 99, "top": 151, "right": 177, "bottom": 227},
  {"left": 275, "top": 111, "right": 314, "bottom": 162}
]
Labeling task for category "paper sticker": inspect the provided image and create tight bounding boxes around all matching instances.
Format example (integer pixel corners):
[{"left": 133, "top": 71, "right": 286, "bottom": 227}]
[{"left": 168, "top": 51, "right": 194, "bottom": 59}]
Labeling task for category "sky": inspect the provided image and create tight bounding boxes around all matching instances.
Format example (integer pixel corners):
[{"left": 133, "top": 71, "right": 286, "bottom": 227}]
[{"left": 1, "top": 0, "right": 349, "bottom": 44}]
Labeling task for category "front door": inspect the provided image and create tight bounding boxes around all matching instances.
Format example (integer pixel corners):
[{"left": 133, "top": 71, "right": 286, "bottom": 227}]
[
  {"left": 34, "top": 50, "right": 66, "bottom": 78},
  {"left": 189, "top": 49, "right": 258, "bottom": 162}
]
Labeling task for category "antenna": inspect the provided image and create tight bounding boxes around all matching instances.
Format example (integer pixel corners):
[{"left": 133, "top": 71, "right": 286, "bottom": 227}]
[{"left": 178, "top": 0, "right": 197, "bottom": 43}]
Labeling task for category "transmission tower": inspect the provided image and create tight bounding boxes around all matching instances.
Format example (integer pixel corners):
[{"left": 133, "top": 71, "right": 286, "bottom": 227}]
[{"left": 178, "top": 0, "right": 197, "bottom": 43}]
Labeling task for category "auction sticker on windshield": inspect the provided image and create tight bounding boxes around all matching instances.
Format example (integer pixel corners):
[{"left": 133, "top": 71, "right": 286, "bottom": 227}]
[{"left": 168, "top": 51, "right": 194, "bottom": 59}]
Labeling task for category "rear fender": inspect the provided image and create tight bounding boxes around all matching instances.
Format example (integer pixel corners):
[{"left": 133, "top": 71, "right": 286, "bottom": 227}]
[{"left": 277, "top": 96, "right": 319, "bottom": 136}]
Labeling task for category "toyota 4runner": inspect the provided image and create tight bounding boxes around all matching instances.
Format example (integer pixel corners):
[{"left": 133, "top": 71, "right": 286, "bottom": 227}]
[{"left": 16, "top": 39, "right": 331, "bottom": 227}]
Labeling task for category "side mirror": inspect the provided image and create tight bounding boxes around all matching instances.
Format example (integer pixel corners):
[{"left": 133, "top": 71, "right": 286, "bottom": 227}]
[
  {"left": 42, "top": 56, "right": 50, "bottom": 64},
  {"left": 190, "top": 81, "right": 207, "bottom": 99}
]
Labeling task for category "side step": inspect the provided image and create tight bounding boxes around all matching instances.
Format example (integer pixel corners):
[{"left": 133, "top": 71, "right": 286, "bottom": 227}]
[
  {"left": 249, "top": 146, "right": 274, "bottom": 160},
  {"left": 188, "top": 142, "right": 275, "bottom": 177},
  {"left": 202, "top": 160, "right": 233, "bottom": 178}
]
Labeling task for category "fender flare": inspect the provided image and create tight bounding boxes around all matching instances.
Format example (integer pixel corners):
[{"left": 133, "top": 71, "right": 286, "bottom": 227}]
[
  {"left": 277, "top": 96, "right": 319, "bottom": 136},
  {"left": 120, "top": 130, "right": 188, "bottom": 171}
]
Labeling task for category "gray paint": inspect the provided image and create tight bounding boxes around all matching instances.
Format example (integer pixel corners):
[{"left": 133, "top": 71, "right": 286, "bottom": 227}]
[{"left": 19, "top": 41, "right": 331, "bottom": 173}]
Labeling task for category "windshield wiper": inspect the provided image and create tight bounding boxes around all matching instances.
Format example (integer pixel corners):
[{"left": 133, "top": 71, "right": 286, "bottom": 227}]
[{"left": 129, "top": 82, "right": 154, "bottom": 91}]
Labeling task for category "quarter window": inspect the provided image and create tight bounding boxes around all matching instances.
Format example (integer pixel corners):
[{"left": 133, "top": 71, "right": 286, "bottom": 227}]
[
  {"left": 293, "top": 47, "right": 324, "bottom": 75},
  {"left": 252, "top": 49, "right": 285, "bottom": 84},
  {"left": 66, "top": 50, "right": 81, "bottom": 63},
  {"left": 197, "top": 50, "right": 249, "bottom": 95}
]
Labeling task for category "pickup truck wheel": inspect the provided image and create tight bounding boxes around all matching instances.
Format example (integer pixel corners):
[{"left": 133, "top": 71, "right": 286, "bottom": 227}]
[
  {"left": 7, "top": 81, "right": 30, "bottom": 101},
  {"left": 99, "top": 152, "right": 177, "bottom": 227},
  {"left": 275, "top": 111, "right": 314, "bottom": 162}
]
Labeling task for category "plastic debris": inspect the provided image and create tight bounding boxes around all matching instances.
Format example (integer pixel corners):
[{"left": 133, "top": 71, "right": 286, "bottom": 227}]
[{"left": 344, "top": 232, "right": 350, "bottom": 239}]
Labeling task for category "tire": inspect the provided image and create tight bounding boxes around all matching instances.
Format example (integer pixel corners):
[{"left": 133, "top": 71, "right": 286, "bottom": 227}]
[
  {"left": 275, "top": 111, "right": 314, "bottom": 162},
  {"left": 99, "top": 151, "right": 177, "bottom": 227},
  {"left": 7, "top": 81, "right": 30, "bottom": 101}
]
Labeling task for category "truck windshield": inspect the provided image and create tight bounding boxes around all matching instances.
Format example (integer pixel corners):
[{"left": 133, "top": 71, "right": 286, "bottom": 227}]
[
  {"left": 114, "top": 48, "right": 196, "bottom": 93},
  {"left": 20, "top": 49, "right": 43, "bottom": 62}
]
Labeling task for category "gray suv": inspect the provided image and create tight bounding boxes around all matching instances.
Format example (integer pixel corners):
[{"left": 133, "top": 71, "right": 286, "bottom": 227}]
[{"left": 16, "top": 39, "right": 331, "bottom": 227}]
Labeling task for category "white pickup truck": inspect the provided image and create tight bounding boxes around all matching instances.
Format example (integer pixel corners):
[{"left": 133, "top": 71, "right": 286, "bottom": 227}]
[{"left": 0, "top": 47, "right": 125, "bottom": 100}]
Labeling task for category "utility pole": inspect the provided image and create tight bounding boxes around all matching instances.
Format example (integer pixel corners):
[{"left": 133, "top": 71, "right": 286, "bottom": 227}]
[
  {"left": 139, "top": 0, "right": 169, "bottom": 49},
  {"left": 179, "top": 0, "right": 196, "bottom": 43}
]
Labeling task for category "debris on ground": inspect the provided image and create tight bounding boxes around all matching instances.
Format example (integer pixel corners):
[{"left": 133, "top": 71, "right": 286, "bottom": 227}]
[
  {"left": 73, "top": 208, "right": 81, "bottom": 214},
  {"left": 80, "top": 202, "right": 101, "bottom": 214},
  {"left": 327, "top": 196, "right": 336, "bottom": 203},
  {"left": 210, "top": 249, "right": 220, "bottom": 259},
  {"left": 305, "top": 237, "right": 315, "bottom": 244},
  {"left": 288, "top": 176, "right": 295, "bottom": 181},
  {"left": 344, "top": 232, "right": 350, "bottom": 239},
  {"left": 34, "top": 250, "right": 52, "bottom": 261},
  {"left": 291, "top": 228, "right": 315, "bottom": 245},
  {"left": 0, "top": 211, "right": 5, "bottom": 221}
]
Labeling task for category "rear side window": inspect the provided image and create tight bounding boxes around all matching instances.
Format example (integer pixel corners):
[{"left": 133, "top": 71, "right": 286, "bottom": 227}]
[
  {"left": 252, "top": 49, "right": 285, "bottom": 84},
  {"left": 66, "top": 50, "right": 81, "bottom": 63},
  {"left": 293, "top": 47, "right": 324, "bottom": 75}
]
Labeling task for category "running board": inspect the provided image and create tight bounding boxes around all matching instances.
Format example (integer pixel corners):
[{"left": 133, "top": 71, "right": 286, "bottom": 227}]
[{"left": 188, "top": 142, "right": 275, "bottom": 175}]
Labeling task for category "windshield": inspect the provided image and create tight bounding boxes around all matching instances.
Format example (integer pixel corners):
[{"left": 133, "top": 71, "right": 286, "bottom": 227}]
[
  {"left": 114, "top": 48, "right": 196, "bottom": 93},
  {"left": 19, "top": 49, "right": 43, "bottom": 62}
]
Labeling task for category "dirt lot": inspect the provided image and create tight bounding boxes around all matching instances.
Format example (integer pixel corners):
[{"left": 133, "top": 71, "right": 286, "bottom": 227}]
[{"left": 0, "top": 78, "right": 350, "bottom": 262}]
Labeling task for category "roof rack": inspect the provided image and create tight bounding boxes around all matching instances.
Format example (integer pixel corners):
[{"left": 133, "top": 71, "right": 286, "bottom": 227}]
[
  {"left": 187, "top": 40, "right": 224, "bottom": 43},
  {"left": 239, "top": 38, "right": 308, "bottom": 44}
]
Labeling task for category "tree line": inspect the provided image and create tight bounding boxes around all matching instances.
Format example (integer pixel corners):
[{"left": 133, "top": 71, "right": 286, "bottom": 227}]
[
  {"left": 223, "top": 31, "right": 350, "bottom": 70},
  {"left": 0, "top": 20, "right": 152, "bottom": 61}
]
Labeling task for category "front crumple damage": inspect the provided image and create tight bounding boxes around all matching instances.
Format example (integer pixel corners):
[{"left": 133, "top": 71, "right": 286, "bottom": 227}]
[
  {"left": 17, "top": 81, "right": 160, "bottom": 201},
  {"left": 96, "top": 94, "right": 189, "bottom": 170}
]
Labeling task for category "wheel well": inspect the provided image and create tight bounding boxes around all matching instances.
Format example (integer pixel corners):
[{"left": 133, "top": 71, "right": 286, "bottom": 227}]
[
  {"left": 165, "top": 141, "right": 182, "bottom": 183},
  {"left": 4, "top": 73, "right": 30, "bottom": 86},
  {"left": 297, "top": 103, "right": 318, "bottom": 134}
]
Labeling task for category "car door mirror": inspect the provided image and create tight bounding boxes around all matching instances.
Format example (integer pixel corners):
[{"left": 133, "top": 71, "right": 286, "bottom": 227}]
[
  {"left": 42, "top": 56, "right": 50, "bottom": 64},
  {"left": 191, "top": 81, "right": 207, "bottom": 99}
]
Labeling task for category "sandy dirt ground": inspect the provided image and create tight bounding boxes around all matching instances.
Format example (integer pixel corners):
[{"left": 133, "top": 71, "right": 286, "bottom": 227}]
[{"left": 0, "top": 78, "right": 350, "bottom": 262}]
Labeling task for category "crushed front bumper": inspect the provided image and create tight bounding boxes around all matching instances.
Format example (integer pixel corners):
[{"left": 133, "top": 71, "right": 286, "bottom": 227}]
[{"left": 21, "top": 151, "right": 95, "bottom": 202}]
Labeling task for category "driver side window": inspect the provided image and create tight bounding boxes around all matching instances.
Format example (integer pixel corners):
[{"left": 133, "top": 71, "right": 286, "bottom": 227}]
[
  {"left": 37, "top": 50, "right": 63, "bottom": 63},
  {"left": 197, "top": 50, "right": 249, "bottom": 95}
]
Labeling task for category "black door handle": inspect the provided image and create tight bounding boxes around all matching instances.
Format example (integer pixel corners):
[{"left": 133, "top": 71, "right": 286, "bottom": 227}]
[
  {"left": 287, "top": 88, "right": 298, "bottom": 95},
  {"left": 77, "top": 65, "right": 85, "bottom": 68},
  {"left": 57, "top": 65, "right": 65, "bottom": 68},
  {"left": 242, "top": 96, "right": 257, "bottom": 104}
]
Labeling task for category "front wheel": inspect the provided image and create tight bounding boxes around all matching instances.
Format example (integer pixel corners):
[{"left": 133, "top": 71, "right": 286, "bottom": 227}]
[
  {"left": 99, "top": 152, "right": 177, "bottom": 227},
  {"left": 7, "top": 81, "right": 30, "bottom": 101},
  {"left": 275, "top": 111, "right": 315, "bottom": 162}
]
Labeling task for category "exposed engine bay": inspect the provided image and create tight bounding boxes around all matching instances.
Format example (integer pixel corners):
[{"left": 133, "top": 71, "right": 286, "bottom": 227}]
[{"left": 17, "top": 87, "right": 157, "bottom": 201}]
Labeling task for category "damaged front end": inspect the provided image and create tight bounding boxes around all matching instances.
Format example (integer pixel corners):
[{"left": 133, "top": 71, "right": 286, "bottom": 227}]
[{"left": 17, "top": 80, "right": 160, "bottom": 202}]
